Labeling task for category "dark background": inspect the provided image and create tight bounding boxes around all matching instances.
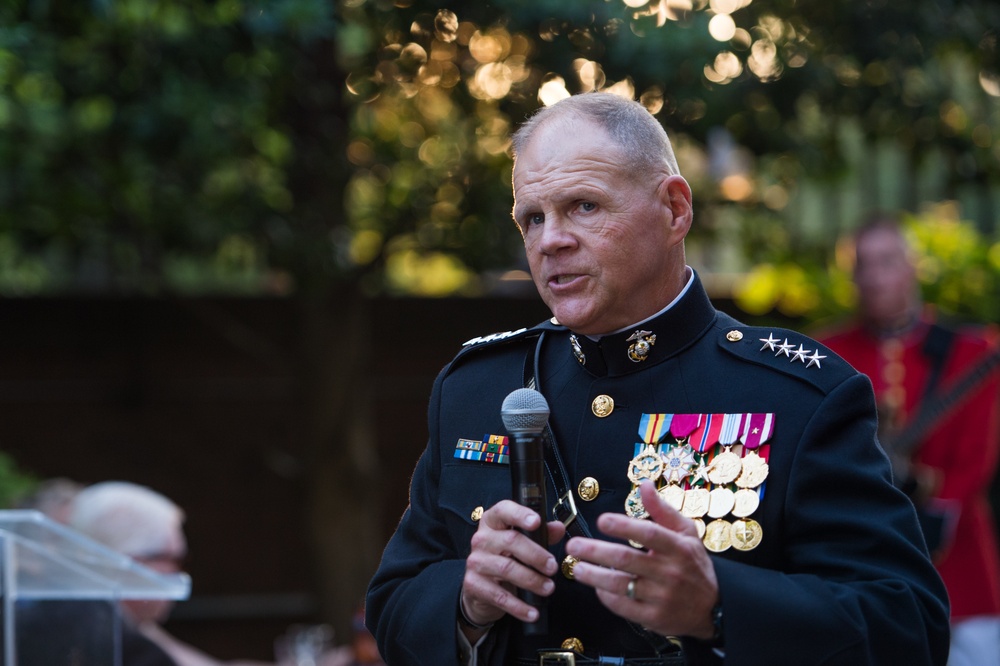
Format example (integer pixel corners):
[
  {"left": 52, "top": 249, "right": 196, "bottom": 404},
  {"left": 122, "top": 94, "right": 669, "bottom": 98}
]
[
  {"left": 3, "top": 295, "right": 998, "bottom": 659},
  {"left": 1, "top": 295, "right": 553, "bottom": 658}
]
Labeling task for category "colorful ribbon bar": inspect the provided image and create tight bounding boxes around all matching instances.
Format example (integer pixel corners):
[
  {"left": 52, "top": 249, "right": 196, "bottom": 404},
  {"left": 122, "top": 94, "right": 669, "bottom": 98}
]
[
  {"left": 740, "top": 413, "right": 775, "bottom": 450},
  {"left": 691, "top": 413, "right": 726, "bottom": 453},
  {"left": 719, "top": 413, "right": 746, "bottom": 446},
  {"left": 453, "top": 436, "right": 510, "bottom": 464},
  {"left": 669, "top": 413, "right": 703, "bottom": 440},
  {"left": 638, "top": 413, "right": 673, "bottom": 444}
]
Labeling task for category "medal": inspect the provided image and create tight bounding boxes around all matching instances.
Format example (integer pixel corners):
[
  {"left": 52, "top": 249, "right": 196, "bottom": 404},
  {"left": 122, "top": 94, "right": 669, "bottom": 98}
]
[
  {"left": 662, "top": 414, "right": 701, "bottom": 484},
  {"left": 730, "top": 518, "right": 763, "bottom": 551},
  {"left": 707, "top": 487, "right": 735, "bottom": 518},
  {"left": 658, "top": 484, "right": 685, "bottom": 512},
  {"left": 624, "top": 486, "right": 649, "bottom": 519},
  {"left": 689, "top": 413, "right": 722, "bottom": 483},
  {"left": 706, "top": 413, "right": 745, "bottom": 484},
  {"left": 691, "top": 517, "right": 707, "bottom": 539},
  {"left": 736, "top": 450, "right": 770, "bottom": 488},
  {"left": 707, "top": 450, "right": 742, "bottom": 485},
  {"left": 661, "top": 444, "right": 697, "bottom": 484},
  {"left": 703, "top": 519, "right": 732, "bottom": 552},
  {"left": 681, "top": 487, "right": 710, "bottom": 518},
  {"left": 731, "top": 488, "right": 760, "bottom": 517},
  {"left": 627, "top": 444, "right": 665, "bottom": 484},
  {"left": 736, "top": 413, "right": 773, "bottom": 488}
]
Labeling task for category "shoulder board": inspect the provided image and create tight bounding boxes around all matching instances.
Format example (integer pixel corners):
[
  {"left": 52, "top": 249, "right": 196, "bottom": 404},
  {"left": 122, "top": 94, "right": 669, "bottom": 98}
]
[
  {"left": 716, "top": 324, "right": 855, "bottom": 395},
  {"left": 456, "top": 318, "right": 563, "bottom": 356}
]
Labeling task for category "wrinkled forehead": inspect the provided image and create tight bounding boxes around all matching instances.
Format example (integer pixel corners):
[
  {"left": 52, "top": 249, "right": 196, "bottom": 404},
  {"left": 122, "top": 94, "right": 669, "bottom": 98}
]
[{"left": 513, "top": 118, "right": 621, "bottom": 182}]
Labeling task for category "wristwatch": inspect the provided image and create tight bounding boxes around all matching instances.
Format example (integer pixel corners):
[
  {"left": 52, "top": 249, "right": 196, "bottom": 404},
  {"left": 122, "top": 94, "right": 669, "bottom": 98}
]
[{"left": 710, "top": 601, "right": 724, "bottom": 646}]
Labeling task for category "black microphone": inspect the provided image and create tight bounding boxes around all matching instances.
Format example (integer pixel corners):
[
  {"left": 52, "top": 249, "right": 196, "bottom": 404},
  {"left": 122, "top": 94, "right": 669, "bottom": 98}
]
[{"left": 501, "top": 388, "right": 551, "bottom": 636}]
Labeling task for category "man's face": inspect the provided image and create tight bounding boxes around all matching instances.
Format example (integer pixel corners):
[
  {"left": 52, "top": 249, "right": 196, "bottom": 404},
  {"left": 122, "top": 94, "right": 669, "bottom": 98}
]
[
  {"left": 123, "top": 523, "right": 187, "bottom": 625},
  {"left": 853, "top": 227, "right": 917, "bottom": 326},
  {"left": 512, "top": 117, "right": 687, "bottom": 335}
]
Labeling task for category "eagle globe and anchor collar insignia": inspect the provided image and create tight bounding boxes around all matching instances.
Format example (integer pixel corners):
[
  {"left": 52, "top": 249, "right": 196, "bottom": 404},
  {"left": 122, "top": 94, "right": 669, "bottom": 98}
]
[{"left": 627, "top": 330, "right": 657, "bottom": 362}]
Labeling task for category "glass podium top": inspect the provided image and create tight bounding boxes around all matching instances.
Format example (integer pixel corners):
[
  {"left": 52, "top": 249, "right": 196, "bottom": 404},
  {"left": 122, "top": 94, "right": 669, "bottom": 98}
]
[{"left": 0, "top": 510, "right": 190, "bottom": 601}]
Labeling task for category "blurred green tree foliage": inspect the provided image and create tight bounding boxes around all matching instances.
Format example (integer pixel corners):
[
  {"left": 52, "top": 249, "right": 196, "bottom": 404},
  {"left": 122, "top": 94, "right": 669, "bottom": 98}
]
[{"left": 1, "top": 0, "right": 998, "bottom": 299}]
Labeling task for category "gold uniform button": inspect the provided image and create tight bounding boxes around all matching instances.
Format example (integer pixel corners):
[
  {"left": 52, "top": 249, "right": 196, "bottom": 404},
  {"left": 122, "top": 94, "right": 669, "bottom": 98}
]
[
  {"left": 591, "top": 394, "right": 614, "bottom": 418},
  {"left": 726, "top": 330, "right": 743, "bottom": 342},
  {"left": 561, "top": 637, "right": 585, "bottom": 653},
  {"left": 471, "top": 506, "right": 484, "bottom": 522},
  {"left": 577, "top": 477, "right": 600, "bottom": 501},
  {"left": 561, "top": 555, "right": 579, "bottom": 580}
]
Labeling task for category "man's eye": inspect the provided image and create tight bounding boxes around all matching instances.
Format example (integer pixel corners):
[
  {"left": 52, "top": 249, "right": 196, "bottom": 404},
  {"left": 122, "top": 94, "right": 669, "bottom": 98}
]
[
  {"left": 527, "top": 213, "right": 545, "bottom": 226},
  {"left": 579, "top": 202, "right": 597, "bottom": 212}
]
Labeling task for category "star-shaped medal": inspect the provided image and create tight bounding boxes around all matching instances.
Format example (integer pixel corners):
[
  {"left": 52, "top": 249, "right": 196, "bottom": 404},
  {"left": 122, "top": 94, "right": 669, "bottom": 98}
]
[{"left": 661, "top": 444, "right": 697, "bottom": 484}]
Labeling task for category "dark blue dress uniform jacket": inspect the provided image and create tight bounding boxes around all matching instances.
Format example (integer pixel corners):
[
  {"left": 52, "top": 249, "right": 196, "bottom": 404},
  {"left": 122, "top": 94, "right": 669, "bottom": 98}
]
[{"left": 366, "top": 275, "right": 950, "bottom": 665}]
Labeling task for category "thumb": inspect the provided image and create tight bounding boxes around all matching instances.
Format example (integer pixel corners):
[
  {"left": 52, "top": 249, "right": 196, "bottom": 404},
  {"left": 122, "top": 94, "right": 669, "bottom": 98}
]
[{"left": 639, "top": 481, "right": 698, "bottom": 536}]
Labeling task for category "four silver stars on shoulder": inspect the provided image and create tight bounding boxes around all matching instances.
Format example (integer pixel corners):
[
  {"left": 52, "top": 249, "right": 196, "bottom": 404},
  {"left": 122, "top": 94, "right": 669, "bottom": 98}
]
[{"left": 758, "top": 333, "right": 826, "bottom": 369}]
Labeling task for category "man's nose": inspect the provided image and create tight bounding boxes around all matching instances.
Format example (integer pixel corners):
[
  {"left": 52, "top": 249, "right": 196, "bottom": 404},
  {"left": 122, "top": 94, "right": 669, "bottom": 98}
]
[{"left": 537, "top": 216, "right": 577, "bottom": 254}]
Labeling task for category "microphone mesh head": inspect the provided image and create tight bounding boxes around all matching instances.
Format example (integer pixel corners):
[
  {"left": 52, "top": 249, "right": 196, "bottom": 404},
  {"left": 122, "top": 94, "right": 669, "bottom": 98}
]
[{"left": 501, "top": 388, "right": 550, "bottom": 434}]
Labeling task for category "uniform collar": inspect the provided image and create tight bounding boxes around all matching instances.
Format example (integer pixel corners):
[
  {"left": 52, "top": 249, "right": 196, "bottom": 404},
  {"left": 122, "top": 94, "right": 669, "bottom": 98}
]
[{"left": 567, "top": 271, "right": 717, "bottom": 377}]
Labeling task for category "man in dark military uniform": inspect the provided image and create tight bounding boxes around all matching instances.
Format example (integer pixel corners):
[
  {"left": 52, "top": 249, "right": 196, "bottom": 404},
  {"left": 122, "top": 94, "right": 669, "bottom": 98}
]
[{"left": 366, "top": 93, "right": 950, "bottom": 665}]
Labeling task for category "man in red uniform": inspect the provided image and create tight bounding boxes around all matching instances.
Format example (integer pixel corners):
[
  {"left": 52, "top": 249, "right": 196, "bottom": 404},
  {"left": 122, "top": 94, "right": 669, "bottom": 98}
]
[{"left": 820, "top": 216, "right": 1000, "bottom": 666}]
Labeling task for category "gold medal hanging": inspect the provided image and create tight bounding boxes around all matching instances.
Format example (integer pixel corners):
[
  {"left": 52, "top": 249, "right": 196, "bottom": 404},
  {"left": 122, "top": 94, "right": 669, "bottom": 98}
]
[
  {"left": 708, "top": 413, "right": 746, "bottom": 484},
  {"left": 736, "top": 413, "right": 774, "bottom": 489},
  {"left": 681, "top": 487, "right": 710, "bottom": 519},
  {"left": 730, "top": 518, "right": 763, "bottom": 551},
  {"left": 703, "top": 518, "right": 732, "bottom": 552},
  {"left": 736, "top": 450, "right": 770, "bottom": 488},
  {"left": 707, "top": 447, "right": 742, "bottom": 485},
  {"left": 624, "top": 486, "right": 649, "bottom": 519},
  {"left": 707, "top": 487, "right": 736, "bottom": 518},
  {"left": 627, "top": 444, "right": 665, "bottom": 485},
  {"left": 681, "top": 414, "right": 716, "bottom": 539},
  {"left": 658, "top": 484, "right": 685, "bottom": 512},
  {"left": 625, "top": 415, "right": 673, "bottom": 524},
  {"left": 731, "top": 488, "right": 760, "bottom": 517}
]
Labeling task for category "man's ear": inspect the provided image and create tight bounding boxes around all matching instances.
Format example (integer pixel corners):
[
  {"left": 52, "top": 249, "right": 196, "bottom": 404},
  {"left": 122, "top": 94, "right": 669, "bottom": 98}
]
[{"left": 660, "top": 175, "right": 693, "bottom": 240}]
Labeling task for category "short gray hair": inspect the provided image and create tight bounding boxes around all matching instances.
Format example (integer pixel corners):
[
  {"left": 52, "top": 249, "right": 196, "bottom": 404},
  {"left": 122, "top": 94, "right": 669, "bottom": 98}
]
[
  {"left": 69, "top": 481, "right": 184, "bottom": 558},
  {"left": 511, "top": 93, "right": 680, "bottom": 176}
]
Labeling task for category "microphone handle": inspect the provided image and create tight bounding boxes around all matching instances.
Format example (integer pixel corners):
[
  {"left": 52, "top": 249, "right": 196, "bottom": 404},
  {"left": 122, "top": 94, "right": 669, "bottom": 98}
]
[{"left": 509, "top": 432, "right": 549, "bottom": 636}]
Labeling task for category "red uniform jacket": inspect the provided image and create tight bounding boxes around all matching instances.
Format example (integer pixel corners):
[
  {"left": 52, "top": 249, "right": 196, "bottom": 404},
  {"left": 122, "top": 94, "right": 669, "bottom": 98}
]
[{"left": 821, "top": 314, "right": 1000, "bottom": 619}]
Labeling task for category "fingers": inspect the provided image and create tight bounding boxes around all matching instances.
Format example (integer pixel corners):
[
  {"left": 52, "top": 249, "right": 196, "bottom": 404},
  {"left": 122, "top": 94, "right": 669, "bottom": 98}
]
[
  {"left": 461, "top": 558, "right": 548, "bottom": 624},
  {"left": 563, "top": 482, "right": 720, "bottom": 637},
  {"left": 592, "top": 482, "right": 698, "bottom": 555},
  {"left": 461, "top": 501, "right": 560, "bottom": 625},
  {"left": 480, "top": 498, "right": 544, "bottom": 532},
  {"left": 639, "top": 481, "right": 699, "bottom": 537}
]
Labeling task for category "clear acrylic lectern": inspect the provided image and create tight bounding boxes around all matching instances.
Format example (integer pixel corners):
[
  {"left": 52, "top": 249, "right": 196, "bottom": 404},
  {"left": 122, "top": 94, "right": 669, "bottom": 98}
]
[{"left": 0, "top": 510, "right": 191, "bottom": 665}]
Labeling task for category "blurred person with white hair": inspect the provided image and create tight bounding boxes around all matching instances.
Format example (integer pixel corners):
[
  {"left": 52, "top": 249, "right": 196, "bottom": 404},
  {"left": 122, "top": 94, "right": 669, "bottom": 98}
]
[{"left": 69, "top": 481, "right": 276, "bottom": 666}]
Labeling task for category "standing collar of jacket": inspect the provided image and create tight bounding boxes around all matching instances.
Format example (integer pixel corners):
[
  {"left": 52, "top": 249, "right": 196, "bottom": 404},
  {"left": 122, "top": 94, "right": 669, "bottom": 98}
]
[{"left": 568, "top": 271, "right": 718, "bottom": 378}]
